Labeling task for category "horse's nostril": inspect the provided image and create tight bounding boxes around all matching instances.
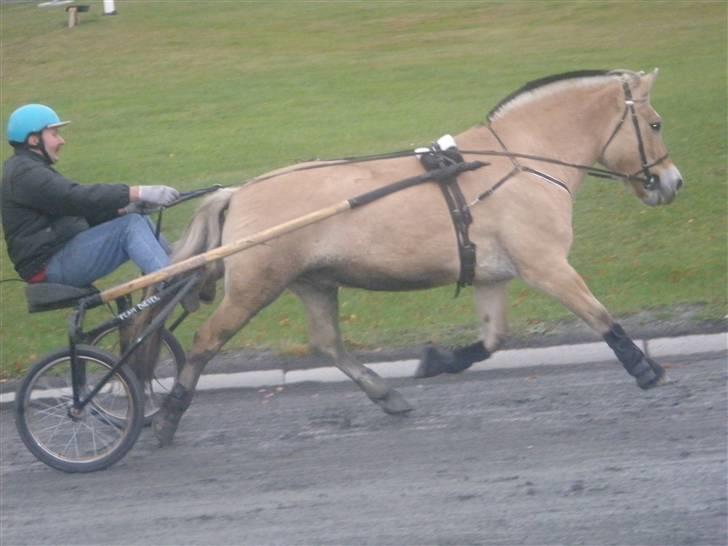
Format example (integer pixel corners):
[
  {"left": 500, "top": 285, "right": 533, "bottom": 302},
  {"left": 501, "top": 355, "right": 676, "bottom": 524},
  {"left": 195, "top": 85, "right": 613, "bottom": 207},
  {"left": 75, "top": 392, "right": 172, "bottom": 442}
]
[{"left": 676, "top": 178, "right": 683, "bottom": 190}]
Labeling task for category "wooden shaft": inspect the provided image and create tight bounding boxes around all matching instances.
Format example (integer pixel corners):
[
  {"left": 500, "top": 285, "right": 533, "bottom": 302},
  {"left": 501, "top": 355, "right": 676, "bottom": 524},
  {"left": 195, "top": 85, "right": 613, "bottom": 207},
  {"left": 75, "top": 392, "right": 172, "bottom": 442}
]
[
  {"left": 98, "top": 200, "right": 353, "bottom": 303},
  {"left": 94, "top": 160, "right": 486, "bottom": 304}
]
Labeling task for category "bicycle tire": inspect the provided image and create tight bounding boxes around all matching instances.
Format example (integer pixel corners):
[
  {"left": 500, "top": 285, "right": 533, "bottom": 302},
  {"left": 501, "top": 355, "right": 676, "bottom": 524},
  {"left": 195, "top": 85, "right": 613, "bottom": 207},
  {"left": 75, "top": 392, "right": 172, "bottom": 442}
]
[
  {"left": 91, "top": 327, "right": 185, "bottom": 425},
  {"left": 15, "top": 345, "right": 144, "bottom": 473}
]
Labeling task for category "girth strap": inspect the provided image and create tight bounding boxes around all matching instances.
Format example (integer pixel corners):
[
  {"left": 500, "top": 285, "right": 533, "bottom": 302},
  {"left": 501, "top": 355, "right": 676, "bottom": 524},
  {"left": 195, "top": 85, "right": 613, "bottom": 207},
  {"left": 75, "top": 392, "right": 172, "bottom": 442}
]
[{"left": 420, "top": 146, "right": 477, "bottom": 296}]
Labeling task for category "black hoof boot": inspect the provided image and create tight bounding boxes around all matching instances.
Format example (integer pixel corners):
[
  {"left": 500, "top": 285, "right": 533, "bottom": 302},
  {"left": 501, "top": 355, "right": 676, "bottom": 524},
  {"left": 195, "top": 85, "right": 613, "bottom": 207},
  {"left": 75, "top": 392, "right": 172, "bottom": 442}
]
[
  {"left": 632, "top": 356, "right": 667, "bottom": 390},
  {"left": 153, "top": 408, "right": 183, "bottom": 447},
  {"left": 415, "top": 342, "right": 491, "bottom": 379},
  {"left": 604, "top": 323, "right": 668, "bottom": 390},
  {"left": 415, "top": 346, "right": 452, "bottom": 378},
  {"left": 372, "top": 389, "right": 414, "bottom": 415},
  {"left": 152, "top": 384, "right": 192, "bottom": 447}
]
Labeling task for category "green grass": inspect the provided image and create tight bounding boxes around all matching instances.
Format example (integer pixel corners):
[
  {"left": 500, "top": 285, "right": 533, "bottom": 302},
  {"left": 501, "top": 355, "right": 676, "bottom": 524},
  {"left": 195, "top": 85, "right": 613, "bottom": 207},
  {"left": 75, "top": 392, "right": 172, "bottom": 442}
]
[{"left": 1, "top": 0, "right": 726, "bottom": 378}]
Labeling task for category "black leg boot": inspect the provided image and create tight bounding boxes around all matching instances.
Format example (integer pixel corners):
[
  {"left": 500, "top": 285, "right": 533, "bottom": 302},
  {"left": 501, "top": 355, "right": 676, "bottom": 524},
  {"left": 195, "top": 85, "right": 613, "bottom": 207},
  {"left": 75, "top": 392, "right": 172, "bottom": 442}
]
[
  {"left": 603, "top": 323, "right": 666, "bottom": 389},
  {"left": 152, "top": 383, "right": 193, "bottom": 447},
  {"left": 415, "top": 342, "right": 491, "bottom": 378}
]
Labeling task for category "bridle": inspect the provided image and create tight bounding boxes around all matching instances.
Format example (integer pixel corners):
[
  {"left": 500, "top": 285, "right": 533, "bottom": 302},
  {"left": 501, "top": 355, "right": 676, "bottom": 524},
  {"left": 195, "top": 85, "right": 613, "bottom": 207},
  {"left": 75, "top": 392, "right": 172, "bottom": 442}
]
[
  {"left": 599, "top": 78, "right": 670, "bottom": 191},
  {"left": 467, "top": 75, "right": 671, "bottom": 202}
]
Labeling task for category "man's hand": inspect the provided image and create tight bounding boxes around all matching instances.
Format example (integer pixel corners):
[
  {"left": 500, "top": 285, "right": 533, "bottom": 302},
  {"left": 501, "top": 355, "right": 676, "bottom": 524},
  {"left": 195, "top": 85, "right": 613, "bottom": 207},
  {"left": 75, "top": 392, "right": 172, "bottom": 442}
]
[{"left": 136, "top": 185, "right": 180, "bottom": 206}]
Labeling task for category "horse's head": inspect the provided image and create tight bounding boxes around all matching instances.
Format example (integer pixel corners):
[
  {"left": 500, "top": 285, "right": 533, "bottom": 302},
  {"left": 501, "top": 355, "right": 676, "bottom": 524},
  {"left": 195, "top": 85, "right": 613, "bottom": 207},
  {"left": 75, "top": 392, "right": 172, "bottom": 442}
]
[{"left": 600, "top": 69, "right": 683, "bottom": 206}]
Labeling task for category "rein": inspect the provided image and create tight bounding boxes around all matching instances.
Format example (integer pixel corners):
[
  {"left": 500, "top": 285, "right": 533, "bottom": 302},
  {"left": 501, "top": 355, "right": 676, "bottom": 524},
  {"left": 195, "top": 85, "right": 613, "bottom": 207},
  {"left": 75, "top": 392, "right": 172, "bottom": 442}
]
[
  {"left": 469, "top": 76, "right": 670, "bottom": 196},
  {"left": 459, "top": 148, "right": 660, "bottom": 184},
  {"left": 153, "top": 184, "right": 223, "bottom": 239},
  {"left": 461, "top": 78, "right": 670, "bottom": 203},
  {"left": 246, "top": 77, "right": 669, "bottom": 197},
  {"left": 247, "top": 140, "right": 664, "bottom": 193}
]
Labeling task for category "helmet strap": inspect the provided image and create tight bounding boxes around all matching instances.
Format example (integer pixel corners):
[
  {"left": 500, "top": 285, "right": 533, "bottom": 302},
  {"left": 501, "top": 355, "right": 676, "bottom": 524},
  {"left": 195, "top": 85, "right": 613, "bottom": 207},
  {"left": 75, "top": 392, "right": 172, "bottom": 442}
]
[{"left": 26, "top": 132, "right": 53, "bottom": 163}]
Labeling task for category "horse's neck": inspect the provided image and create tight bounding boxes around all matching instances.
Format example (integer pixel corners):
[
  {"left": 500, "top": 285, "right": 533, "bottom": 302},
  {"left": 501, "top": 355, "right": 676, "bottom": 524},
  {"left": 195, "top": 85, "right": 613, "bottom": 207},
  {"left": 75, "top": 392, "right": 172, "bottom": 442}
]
[{"left": 458, "top": 84, "right": 620, "bottom": 189}]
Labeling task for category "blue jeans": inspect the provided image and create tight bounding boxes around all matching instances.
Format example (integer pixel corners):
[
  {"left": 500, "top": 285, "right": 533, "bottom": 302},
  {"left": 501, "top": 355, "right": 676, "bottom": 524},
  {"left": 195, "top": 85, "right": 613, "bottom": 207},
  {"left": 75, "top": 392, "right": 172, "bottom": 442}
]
[{"left": 46, "top": 214, "right": 171, "bottom": 287}]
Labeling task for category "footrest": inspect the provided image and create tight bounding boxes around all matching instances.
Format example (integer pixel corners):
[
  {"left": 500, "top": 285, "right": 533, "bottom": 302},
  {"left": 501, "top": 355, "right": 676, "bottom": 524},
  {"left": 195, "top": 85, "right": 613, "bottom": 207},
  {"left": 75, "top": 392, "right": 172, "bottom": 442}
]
[{"left": 25, "top": 283, "right": 99, "bottom": 313}]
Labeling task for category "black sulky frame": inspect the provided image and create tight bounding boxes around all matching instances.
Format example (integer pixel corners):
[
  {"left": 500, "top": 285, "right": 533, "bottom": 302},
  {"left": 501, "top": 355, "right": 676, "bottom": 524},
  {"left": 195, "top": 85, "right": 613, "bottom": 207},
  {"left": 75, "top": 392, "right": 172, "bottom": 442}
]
[{"left": 66, "top": 272, "right": 200, "bottom": 412}]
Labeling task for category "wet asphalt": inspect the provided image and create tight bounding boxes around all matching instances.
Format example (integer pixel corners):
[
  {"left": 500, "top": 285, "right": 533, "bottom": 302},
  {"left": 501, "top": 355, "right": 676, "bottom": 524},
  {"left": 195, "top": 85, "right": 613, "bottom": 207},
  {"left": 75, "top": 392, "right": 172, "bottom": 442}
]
[{"left": 1, "top": 350, "right": 726, "bottom": 546}]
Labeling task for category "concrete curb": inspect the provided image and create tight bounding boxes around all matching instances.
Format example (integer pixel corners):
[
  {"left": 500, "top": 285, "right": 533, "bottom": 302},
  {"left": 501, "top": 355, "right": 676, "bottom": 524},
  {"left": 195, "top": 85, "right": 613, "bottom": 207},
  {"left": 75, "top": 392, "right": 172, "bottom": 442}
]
[
  {"left": 1, "top": 332, "right": 725, "bottom": 405},
  {"left": 277, "top": 332, "right": 728, "bottom": 387}
]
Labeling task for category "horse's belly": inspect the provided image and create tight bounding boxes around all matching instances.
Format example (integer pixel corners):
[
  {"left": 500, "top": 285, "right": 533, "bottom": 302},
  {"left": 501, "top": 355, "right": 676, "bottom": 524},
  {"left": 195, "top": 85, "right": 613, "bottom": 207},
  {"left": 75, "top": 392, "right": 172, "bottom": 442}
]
[
  {"left": 476, "top": 248, "right": 518, "bottom": 282},
  {"left": 310, "top": 264, "right": 455, "bottom": 292},
  {"left": 306, "top": 245, "right": 516, "bottom": 291}
]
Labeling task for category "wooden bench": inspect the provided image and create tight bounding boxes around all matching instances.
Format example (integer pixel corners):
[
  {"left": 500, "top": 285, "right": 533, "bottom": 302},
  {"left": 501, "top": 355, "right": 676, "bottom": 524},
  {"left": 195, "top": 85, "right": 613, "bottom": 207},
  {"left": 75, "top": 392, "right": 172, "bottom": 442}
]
[{"left": 65, "top": 4, "right": 90, "bottom": 28}]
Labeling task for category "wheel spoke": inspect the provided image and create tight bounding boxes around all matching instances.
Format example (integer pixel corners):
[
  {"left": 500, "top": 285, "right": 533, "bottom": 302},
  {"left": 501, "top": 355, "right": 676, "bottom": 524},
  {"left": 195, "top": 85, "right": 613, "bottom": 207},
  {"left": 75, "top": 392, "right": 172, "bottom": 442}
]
[
  {"left": 33, "top": 414, "right": 70, "bottom": 445},
  {"left": 80, "top": 418, "right": 116, "bottom": 451},
  {"left": 89, "top": 406, "right": 126, "bottom": 430},
  {"left": 60, "top": 423, "right": 80, "bottom": 458},
  {"left": 30, "top": 401, "right": 69, "bottom": 421}
]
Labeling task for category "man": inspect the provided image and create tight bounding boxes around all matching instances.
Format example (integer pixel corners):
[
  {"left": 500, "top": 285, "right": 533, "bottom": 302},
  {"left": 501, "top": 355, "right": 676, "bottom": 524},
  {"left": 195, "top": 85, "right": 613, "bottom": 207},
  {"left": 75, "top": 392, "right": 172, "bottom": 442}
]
[{"left": 1, "top": 103, "right": 179, "bottom": 288}]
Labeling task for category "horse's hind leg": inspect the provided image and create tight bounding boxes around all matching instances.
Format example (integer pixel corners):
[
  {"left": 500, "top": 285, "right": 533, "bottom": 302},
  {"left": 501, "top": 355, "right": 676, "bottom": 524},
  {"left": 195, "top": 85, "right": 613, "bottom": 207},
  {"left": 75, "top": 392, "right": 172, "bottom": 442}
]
[
  {"left": 416, "top": 280, "right": 509, "bottom": 378},
  {"left": 520, "top": 259, "right": 667, "bottom": 389},
  {"left": 290, "top": 279, "right": 413, "bottom": 415},
  {"left": 153, "top": 284, "right": 285, "bottom": 446}
]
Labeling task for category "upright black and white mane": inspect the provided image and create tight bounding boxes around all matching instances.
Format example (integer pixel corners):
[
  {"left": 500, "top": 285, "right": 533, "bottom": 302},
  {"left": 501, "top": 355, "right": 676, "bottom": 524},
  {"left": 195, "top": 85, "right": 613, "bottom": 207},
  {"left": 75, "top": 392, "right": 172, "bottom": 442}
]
[{"left": 487, "top": 69, "right": 640, "bottom": 121}]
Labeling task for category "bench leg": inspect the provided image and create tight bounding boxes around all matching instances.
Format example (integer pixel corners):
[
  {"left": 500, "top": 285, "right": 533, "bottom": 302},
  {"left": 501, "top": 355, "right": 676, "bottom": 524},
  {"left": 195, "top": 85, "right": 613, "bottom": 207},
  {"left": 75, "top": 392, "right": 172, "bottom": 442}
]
[{"left": 67, "top": 7, "right": 78, "bottom": 28}]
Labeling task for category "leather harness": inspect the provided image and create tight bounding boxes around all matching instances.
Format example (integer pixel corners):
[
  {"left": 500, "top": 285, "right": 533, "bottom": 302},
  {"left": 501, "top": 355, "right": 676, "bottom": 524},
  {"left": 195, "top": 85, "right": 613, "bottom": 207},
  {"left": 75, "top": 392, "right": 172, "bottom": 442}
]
[
  {"left": 212, "top": 77, "right": 670, "bottom": 297},
  {"left": 418, "top": 145, "right": 477, "bottom": 295}
]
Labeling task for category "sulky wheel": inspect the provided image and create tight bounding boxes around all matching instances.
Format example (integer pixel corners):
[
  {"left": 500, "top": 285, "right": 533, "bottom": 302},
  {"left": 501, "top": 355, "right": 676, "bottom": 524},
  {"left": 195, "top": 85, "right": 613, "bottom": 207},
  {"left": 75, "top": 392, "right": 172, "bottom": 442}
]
[
  {"left": 15, "top": 345, "right": 144, "bottom": 473},
  {"left": 91, "top": 327, "right": 185, "bottom": 425}
]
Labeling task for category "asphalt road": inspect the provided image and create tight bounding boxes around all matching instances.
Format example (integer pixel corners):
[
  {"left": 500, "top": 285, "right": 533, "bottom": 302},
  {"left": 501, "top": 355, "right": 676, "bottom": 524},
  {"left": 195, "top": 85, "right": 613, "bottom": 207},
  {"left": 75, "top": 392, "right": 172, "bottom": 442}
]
[{"left": 1, "top": 352, "right": 726, "bottom": 546}]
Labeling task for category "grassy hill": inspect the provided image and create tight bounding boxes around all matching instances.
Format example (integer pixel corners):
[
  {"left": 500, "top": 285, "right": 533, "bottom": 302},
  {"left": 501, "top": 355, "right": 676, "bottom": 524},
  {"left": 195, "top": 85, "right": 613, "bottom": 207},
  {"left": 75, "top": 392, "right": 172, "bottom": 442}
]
[{"left": 1, "top": 1, "right": 725, "bottom": 377}]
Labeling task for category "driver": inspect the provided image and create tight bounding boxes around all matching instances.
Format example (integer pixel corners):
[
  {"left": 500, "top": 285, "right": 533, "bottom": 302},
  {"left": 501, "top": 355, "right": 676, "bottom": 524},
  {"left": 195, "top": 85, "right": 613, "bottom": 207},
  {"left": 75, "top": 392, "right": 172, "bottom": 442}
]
[{"left": 1, "top": 104, "right": 179, "bottom": 288}]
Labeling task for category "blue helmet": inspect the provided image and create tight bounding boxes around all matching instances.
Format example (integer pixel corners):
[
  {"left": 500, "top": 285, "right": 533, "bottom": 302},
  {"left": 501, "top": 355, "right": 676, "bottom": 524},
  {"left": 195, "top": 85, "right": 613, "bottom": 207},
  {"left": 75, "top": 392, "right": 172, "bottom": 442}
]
[{"left": 7, "top": 104, "right": 70, "bottom": 145}]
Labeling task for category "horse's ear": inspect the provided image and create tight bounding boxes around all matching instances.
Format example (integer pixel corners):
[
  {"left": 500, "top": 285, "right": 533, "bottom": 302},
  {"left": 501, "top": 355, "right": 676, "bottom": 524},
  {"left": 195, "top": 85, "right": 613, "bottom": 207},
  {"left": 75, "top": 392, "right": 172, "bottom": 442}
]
[{"left": 643, "top": 68, "right": 659, "bottom": 93}]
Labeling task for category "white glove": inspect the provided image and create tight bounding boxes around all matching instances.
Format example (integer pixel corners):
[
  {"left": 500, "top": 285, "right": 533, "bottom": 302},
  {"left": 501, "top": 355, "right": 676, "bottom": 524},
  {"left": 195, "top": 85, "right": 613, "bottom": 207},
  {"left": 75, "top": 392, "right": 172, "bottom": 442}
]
[{"left": 138, "top": 185, "right": 180, "bottom": 206}]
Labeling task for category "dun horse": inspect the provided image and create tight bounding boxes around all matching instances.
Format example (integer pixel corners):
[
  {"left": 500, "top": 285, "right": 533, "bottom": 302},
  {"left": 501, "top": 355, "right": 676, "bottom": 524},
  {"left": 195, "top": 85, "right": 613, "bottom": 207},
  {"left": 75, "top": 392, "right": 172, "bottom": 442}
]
[{"left": 142, "top": 69, "right": 683, "bottom": 446}]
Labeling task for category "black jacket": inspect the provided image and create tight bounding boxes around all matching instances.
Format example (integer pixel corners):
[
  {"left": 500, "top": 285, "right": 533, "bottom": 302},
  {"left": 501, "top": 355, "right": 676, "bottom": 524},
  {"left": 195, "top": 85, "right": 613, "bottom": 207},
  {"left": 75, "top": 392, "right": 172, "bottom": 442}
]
[{"left": 1, "top": 149, "right": 130, "bottom": 280}]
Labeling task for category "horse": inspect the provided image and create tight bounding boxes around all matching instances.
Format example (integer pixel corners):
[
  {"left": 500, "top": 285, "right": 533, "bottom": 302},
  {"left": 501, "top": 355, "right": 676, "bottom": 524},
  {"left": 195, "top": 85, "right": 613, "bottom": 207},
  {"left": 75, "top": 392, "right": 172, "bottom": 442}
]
[{"left": 143, "top": 69, "right": 683, "bottom": 447}]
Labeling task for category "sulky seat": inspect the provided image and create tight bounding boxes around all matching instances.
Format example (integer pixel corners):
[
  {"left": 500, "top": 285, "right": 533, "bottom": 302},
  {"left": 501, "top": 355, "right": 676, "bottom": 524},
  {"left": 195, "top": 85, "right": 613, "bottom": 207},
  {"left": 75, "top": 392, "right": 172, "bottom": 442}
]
[{"left": 25, "top": 283, "right": 99, "bottom": 313}]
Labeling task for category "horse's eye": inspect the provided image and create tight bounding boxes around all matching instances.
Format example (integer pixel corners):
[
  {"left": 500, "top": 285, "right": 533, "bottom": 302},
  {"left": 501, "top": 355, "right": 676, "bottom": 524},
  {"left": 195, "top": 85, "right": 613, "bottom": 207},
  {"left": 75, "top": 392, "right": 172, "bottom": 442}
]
[{"left": 649, "top": 121, "right": 662, "bottom": 131}]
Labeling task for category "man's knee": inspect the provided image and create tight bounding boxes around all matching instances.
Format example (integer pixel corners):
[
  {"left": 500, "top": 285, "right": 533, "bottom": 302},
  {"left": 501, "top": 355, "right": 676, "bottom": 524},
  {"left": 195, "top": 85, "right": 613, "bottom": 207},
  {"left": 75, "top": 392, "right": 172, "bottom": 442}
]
[
  {"left": 123, "top": 212, "right": 147, "bottom": 226},
  {"left": 119, "top": 213, "right": 155, "bottom": 235}
]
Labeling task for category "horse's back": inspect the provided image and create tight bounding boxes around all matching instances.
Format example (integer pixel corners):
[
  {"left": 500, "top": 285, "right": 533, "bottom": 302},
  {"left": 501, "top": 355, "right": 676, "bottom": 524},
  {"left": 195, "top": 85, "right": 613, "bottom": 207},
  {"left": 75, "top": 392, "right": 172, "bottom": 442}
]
[{"left": 222, "top": 158, "right": 463, "bottom": 290}]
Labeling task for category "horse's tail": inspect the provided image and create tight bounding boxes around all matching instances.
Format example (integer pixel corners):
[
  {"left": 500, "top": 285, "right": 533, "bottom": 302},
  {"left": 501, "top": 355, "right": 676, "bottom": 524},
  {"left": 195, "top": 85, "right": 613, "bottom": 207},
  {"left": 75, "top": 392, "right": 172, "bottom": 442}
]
[
  {"left": 172, "top": 187, "right": 237, "bottom": 309},
  {"left": 172, "top": 187, "right": 237, "bottom": 262},
  {"left": 124, "top": 188, "right": 237, "bottom": 384}
]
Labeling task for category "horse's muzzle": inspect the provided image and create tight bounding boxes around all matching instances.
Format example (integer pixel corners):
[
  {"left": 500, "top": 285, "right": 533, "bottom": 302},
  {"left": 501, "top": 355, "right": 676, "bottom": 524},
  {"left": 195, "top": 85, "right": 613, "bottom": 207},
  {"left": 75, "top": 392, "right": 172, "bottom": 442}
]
[{"left": 643, "top": 165, "right": 683, "bottom": 206}]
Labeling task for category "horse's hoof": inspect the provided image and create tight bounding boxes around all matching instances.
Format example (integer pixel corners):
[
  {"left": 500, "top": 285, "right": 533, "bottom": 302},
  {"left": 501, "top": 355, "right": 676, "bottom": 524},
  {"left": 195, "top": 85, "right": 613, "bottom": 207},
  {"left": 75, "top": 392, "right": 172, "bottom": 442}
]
[
  {"left": 373, "top": 389, "right": 414, "bottom": 415},
  {"left": 414, "top": 346, "right": 450, "bottom": 379},
  {"left": 635, "top": 357, "right": 668, "bottom": 390},
  {"left": 152, "top": 410, "right": 180, "bottom": 447}
]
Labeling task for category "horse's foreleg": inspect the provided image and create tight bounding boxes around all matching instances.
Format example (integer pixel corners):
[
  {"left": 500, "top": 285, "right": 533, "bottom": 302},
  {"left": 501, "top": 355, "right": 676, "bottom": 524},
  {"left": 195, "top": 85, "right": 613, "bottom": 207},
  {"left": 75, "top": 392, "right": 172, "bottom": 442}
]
[
  {"left": 290, "top": 279, "right": 412, "bottom": 415},
  {"left": 521, "top": 260, "right": 667, "bottom": 389},
  {"left": 416, "top": 280, "right": 509, "bottom": 378}
]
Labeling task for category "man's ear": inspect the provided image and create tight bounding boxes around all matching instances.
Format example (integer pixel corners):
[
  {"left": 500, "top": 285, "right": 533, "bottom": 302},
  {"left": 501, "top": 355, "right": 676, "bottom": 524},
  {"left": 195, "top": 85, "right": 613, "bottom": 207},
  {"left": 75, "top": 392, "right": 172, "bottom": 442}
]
[{"left": 26, "top": 134, "right": 40, "bottom": 146}]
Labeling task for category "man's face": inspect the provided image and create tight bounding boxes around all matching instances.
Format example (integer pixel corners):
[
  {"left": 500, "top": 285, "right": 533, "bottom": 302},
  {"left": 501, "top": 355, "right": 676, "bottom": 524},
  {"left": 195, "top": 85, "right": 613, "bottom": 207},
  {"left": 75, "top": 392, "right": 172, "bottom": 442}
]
[
  {"left": 28, "top": 127, "right": 65, "bottom": 163},
  {"left": 40, "top": 127, "right": 65, "bottom": 163}
]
